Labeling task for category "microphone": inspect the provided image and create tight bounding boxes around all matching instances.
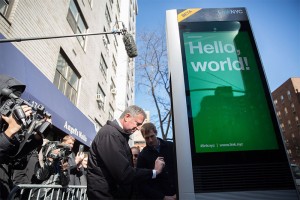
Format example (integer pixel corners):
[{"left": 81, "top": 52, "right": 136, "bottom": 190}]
[
  {"left": 1, "top": 88, "right": 27, "bottom": 126},
  {"left": 123, "top": 32, "right": 138, "bottom": 58},
  {"left": 13, "top": 105, "right": 27, "bottom": 126},
  {"left": 1, "top": 88, "right": 19, "bottom": 99}
]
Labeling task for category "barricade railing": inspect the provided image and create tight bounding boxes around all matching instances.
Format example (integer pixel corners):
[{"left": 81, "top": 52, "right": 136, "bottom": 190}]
[{"left": 8, "top": 184, "right": 88, "bottom": 200}]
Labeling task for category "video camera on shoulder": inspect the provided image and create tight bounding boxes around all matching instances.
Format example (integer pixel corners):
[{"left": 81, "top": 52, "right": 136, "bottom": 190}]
[{"left": 0, "top": 87, "right": 51, "bottom": 139}]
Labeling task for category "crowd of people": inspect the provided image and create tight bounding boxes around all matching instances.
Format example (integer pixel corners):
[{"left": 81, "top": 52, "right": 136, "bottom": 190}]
[
  {"left": 0, "top": 75, "right": 88, "bottom": 199},
  {"left": 0, "top": 74, "right": 177, "bottom": 200}
]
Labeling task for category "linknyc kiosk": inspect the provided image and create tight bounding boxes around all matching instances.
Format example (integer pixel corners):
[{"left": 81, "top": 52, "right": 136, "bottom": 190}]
[{"left": 166, "top": 8, "right": 298, "bottom": 200}]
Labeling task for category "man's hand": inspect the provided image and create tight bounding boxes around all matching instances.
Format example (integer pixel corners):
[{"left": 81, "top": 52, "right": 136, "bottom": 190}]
[
  {"left": 2, "top": 105, "right": 32, "bottom": 138},
  {"left": 61, "top": 160, "right": 69, "bottom": 171},
  {"left": 154, "top": 157, "right": 165, "bottom": 175},
  {"left": 75, "top": 152, "right": 85, "bottom": 168}
]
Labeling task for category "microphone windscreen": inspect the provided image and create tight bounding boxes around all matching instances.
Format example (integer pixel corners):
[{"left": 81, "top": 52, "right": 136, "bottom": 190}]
[{"left": 123, "top": 33, "right": 138, "bottom": 58}]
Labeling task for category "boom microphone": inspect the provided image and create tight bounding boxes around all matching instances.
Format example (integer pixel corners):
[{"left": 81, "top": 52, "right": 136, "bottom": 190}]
[{"left": 123, "top": 32, "right": 138, "bottom": 58}]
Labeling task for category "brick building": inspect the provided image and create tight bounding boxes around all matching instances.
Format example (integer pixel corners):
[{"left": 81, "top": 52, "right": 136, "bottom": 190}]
[
  {"left": 0, "top": 0, "right": 138, "bottom": 146},
  {"left": 272, "top": 77, "right": 300, "bottom": 166}
]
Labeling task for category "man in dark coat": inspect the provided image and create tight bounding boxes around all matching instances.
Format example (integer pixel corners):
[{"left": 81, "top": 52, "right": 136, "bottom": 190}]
[
  {"left": 137, "top": 122, "right": 177, "bottom": 200},
  {"left": 87, "top": 105, "right": 166, "bottom": 199}
]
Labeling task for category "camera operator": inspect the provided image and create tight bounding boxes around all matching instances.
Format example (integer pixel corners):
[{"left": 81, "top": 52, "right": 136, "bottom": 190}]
[
  {"left": 0, "top": 75, "right": 51, "bottom": 199},
  {"left": 0, "top": 105, "right": 35, "bottom": 199},
  {"left": 33, "top": 140, "right": 70, "bottom": 199},
  {"left": 0, "top": 75, "right": 33, "bottom": 161},
  {"left": 60, "top": 135, "right": 85, "bottom": 186}
]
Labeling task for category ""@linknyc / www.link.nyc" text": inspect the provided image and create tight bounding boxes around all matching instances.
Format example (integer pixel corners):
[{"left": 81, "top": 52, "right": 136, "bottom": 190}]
[{"left": 200, "top": 143, "right": 244, "bottom": 148}]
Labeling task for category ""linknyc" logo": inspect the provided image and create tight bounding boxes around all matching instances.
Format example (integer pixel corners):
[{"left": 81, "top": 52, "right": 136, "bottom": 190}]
[{"left": 217, "top": 9, "right": 243, "bottom": 15}]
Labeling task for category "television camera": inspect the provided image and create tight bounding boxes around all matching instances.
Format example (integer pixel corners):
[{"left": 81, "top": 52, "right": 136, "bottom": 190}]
[
  {"left": 48, "top": 143, "right": 72, "bottom": 161},
  {"left": 0, "top": 87, "right": 51, "bottom": 140}
]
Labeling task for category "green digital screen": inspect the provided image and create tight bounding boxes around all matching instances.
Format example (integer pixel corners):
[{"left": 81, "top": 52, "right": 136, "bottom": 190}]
[{"left": 183, "top": 30, "right": 279, "bottom": 153}]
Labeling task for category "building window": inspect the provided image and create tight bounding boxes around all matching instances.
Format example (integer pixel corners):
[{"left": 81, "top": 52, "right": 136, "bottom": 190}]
[
  {"left": 277, "top": 111, "right": 282, "bottom": 120},
  {"left": 273, "top": 99, "right": 278, "bottom": 106},
  {"left": 54, "top": 53, "right": 80, "bottom": 105},
  {"left": 114, "top": 16, "right": 119, "bottom": 29},
  {"left": 296, "top": 116, "right": 299, "bottom": 126},
  {"left": 67, "top": 0, "right": 88, "bottom": 48},
  {"left": 287, "top": 90, "right": 291, "bottom": 100},
  {"left": 113, "top": 35, "right": 118, "bottom": 52},
  {"left": 104, "top": 27, "right": 110, "bottom": 44},
  {"left": 112, "top": 55, "right": 117, "bottom": 74},
  {"left": 281, "top": 123, "right": 285, "bottom": 132},
  {"left": 126, "top": 94, "right": 130, "bottom": 108},
  {"left": 287, "top": 149, "right": 292, "bottom": 158},
  {"left": 105, "top": 5, "right": 111, "bottom": 27},
  {"left": 0, "top": 0, "right": 9, "bottom": 16},
  {"left": 285, "top": 139, "right": 289, "bottom": 146},
  {"left": 103, "top": 37, "right": 108, "bottom": 52},
  {"left": 116, "top": 0, "right": 120, "bottom": 13},
  {"left": 281, "top": 95, "right": 284, "bottom": 103},
  {"left": 110, "top": 78, "right": 116, "bottom": 91},
  {"left": 284, "top": 107, "right": 288, "bottom": 115},
  {"left": 108, "top": 104, "right": 114, "bottom": 120},
  {"left": 288, "top": 120, "right": 292, "bottom": 129},
  {"left": 102, "top": 27, "right": 110, "bottom": 53},
  {"left": 110, "top": 78, "right": 116, "bottom": 98},
  {"left": 94, "top": 118, "right": 102, "bottom": 133},
  {"left": 291, "top": 103, "right": 296, "bottom": 113},
  {"left": 87, "top": 0, "right": 93, "bottom": 7},
  {"left": 96, "top": 84, "right": 105, "bottom": 109},
  {"left": 100, "top": 54, "right": 108, "bottom": 79}
]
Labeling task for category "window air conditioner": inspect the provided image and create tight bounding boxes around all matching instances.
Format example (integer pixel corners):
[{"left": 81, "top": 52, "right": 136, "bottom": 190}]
[
  {"left": 96, "top": 94, "right": 104, "bottom": 102},
  {"left": 111, "top": 88, "right": 117, "bottom": 95}
]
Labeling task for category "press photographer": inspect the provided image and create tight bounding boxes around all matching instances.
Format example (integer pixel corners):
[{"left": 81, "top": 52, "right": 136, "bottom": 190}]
[
  {"left": 32, "top": 140, "right": 71, "bottom": 199},
  {"left": 47, "top": 142, "right": 72, "bottom": 162},
  {"left": 0, "top": 74, "right": 52, "bottom": 199}
]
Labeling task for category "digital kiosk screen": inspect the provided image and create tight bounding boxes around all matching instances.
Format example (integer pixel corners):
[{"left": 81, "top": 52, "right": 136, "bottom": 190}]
[
  {"left": 180, "top": 21, "right": 279, "bottom": 154},
  {"left": 173, "top": 9, "right": 295, "bottom": 194}
]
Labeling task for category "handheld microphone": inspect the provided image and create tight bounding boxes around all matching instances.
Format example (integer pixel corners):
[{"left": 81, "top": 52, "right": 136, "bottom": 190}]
[
  {"left": 13, "top": 105, "right": 27, "bottom": 126},
  {"left": 123, "top": 32, "right": 138, "bottom": 58}
]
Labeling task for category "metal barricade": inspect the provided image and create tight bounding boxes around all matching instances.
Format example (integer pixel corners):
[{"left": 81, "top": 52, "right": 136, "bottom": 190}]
[{"left": 8, "top": 184, "right": 88, "bottom": 200}]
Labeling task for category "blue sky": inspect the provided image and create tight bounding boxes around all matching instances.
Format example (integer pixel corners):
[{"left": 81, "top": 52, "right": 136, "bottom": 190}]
[{"left": 135, "top": 0, "right": 300, "bottom": 117}]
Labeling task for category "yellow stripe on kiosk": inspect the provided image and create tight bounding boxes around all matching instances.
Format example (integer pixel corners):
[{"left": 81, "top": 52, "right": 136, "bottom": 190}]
[{"left": 177, "top": 8, "right": 201, "bottom": 22}]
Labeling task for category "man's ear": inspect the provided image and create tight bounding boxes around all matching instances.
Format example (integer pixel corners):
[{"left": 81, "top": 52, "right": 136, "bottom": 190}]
[{"left": 124, "top": 113, "right": 131, "bottom": 122}]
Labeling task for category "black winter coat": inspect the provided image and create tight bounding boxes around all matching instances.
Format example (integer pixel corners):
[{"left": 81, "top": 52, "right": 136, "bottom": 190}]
[
  {"left": 136, "top": 138, "right": 177, "bottom": 199},
  {"left": 87, "top": 120, "right": 153, "bottom": 199}
]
